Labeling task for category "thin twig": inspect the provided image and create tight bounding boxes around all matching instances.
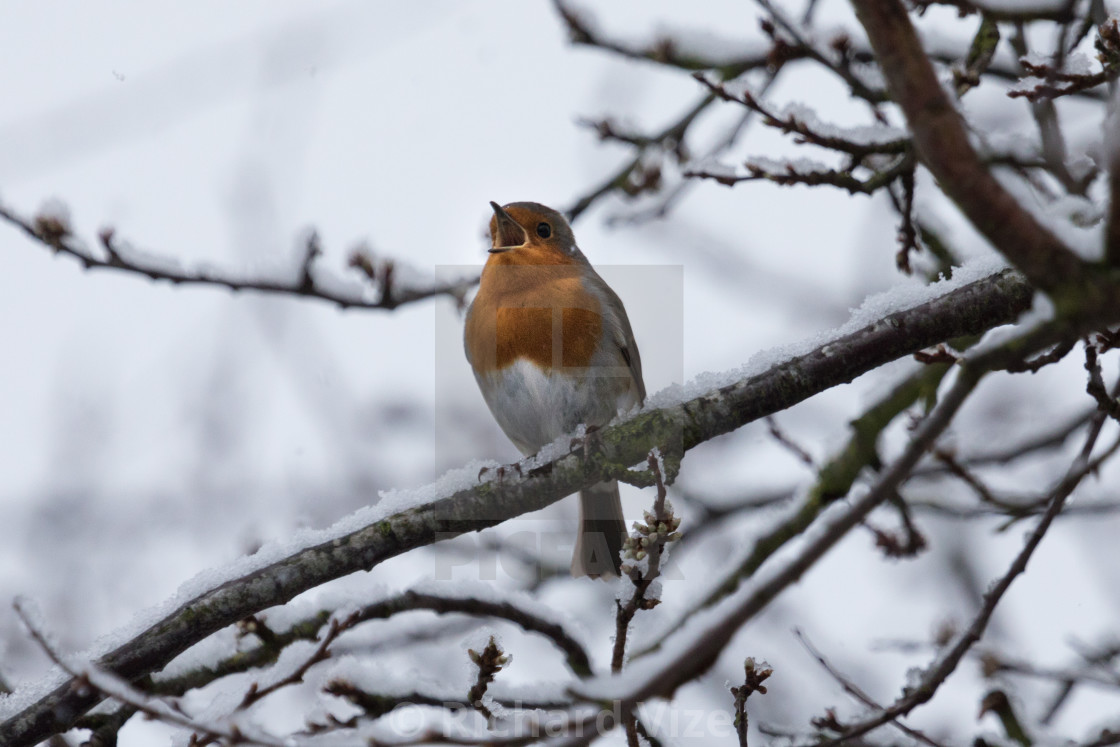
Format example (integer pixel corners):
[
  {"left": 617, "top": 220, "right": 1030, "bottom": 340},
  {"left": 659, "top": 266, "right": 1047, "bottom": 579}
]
[
  {"left": 13, "top": 600, "right": 289, "bottom": 747},
  {"left": 766, "top": 416, "right": 816, "bottom": 468},
  {"left": 795, "top": 630, "right": 945, "bottom": 747},
  {"left": 0, "top": 200, "right": 475, "bottom": 312},
  {"left": 815, "top": 403, "right": 1108, "bottom": 744},
  {"left": 615, "top": 452, "right": 680, "bottom": 746},
  {"left": 237, "top": 612, "right": 358, "bottom": 710},
  {"left": 730, "top": 658, "right": 774, "bottom": 747}
]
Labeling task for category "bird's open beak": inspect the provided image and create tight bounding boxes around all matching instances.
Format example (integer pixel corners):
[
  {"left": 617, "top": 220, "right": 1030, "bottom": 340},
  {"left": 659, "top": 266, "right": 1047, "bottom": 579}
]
[{"left": 489, "top": 201, "right": 527, "bottom": 253}]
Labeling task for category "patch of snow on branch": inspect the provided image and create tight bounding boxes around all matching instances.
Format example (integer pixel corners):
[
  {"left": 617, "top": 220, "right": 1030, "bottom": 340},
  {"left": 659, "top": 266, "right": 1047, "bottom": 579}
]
[
  {"left": 745, "top": 155, "right": 835, "bottom": 174},
  {"left": 646, "top": 254, "right": 1009, "bottom": 409},
  {"left": 781, "top": 102, "right": 907, "bottom": 146}
]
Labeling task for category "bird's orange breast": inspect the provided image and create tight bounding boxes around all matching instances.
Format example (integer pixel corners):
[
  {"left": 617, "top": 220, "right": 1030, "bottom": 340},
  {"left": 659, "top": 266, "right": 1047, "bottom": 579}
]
[{"left": 466, "top": 253, "right": 603, "bottom": 374}]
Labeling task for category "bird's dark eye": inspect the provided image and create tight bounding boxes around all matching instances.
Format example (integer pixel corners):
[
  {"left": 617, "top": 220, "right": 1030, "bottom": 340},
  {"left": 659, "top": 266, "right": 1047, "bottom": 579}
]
[{"left": 536, "top": 222, "right": 552, "bottom": 239}]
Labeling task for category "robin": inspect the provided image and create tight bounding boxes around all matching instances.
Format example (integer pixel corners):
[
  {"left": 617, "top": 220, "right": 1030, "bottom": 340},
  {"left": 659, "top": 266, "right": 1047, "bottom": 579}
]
[{"left": 464, "top": 201, "right": 646, "bottom": 578}]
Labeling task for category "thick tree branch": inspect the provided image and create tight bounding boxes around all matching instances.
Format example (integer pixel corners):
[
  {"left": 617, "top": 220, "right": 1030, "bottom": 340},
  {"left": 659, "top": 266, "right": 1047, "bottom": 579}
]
[
  {"left": 848, "top": 0, "right": 1101, "bottom": 300},
  {"left": 0, "top": 269, "right": 1046, "bottom": 746}
]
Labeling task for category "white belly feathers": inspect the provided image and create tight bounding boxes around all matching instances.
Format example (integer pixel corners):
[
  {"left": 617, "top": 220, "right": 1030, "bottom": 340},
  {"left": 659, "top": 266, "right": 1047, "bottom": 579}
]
[{"left": 473, "top": 358, "right": 637, "bottom": 456}]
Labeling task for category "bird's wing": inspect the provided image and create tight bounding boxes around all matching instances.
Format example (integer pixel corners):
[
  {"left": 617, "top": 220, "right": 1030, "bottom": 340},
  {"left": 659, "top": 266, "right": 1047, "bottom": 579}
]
[{"left": 582, "top": 267, "right": 646, "bottom": 405}]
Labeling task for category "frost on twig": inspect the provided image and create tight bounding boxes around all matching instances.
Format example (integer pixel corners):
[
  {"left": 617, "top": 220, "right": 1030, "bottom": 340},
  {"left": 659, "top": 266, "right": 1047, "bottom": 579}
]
[
  {"left": 467, "top": 636, "right": 510, "bottom": 724},
  {"left": 614, "top": 451, "right": 681, "bottom": 672},
  {"left": 694, "top": 72, "right": 909, "bottom": 158},
  {"left": 612, "top": 450, "right": 682, "bottom": 746},
  {"left": 688, "top": 72, "right": 914, "bottom": 197},
  {"left": 730, "top": 658, "right": 772, "bottom": 747},
  {"left": 1008, "top": 20, "right": 1120, "bottom": 101}
]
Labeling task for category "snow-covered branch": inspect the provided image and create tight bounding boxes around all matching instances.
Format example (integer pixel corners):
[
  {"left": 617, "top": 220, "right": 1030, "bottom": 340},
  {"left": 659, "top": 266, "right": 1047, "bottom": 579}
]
[
  {"left": 0, "top": 268, "right": 1042, "bottom": 745},
  {"left": 850, "top": 0, "right": 1100, "bottom": 297}
]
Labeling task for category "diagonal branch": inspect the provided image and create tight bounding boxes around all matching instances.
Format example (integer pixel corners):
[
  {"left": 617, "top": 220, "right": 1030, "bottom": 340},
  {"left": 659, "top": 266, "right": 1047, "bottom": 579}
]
[
  {"left": 565, "top": 93, "right": 716, "bottom": 221},
  {"left": 552, "top": 0, "right": 775, "bottom": 76},
  {"left": 693, "top": 72, "right": 910, "bottom": 158},
  {"left": 0, "top": 269, "right": 1048, "bottom": 746},
  {"left": 594, "top": 352, "right": 985, "bottom": 708},
  {"left": 848, "top": 0, "right": 1098, "bottom": 299},
  {"left": 795, "top": 629, "right": 944, "bottom": 747},
  {"left": 13, "top": 601, "right": 287, "bottom": 747},
  {"left": 817, "top": 409, "right": 1110, "bottom": 744}
]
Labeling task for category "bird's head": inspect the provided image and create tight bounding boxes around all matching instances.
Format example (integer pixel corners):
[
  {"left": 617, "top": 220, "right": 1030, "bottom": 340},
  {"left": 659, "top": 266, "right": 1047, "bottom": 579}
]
[{"left": 487, "top": 201, "right": 580, "bottom": 264}]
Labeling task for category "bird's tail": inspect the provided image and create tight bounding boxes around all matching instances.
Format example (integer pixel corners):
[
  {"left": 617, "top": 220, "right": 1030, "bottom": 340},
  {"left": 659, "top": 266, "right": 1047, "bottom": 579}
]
[{"left": 571, "top": 480, "right": 626, "bottom": 578}]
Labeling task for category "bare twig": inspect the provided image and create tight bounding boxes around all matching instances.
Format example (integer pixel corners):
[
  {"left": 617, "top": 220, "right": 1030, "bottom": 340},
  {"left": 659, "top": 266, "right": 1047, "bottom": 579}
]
[
  {"left": 765, "top": 416, "right": 816, "bottom": 468},
  {"left": 913, "top": 405, "right": 1095, "bottom": 475},
  {"left": 0, "top": 200, "right": 475, "bottom": 312},
  {"left": 1007, "top": 23, "right": 1090, "bottom": 196},
  {"left": 933, "top": 448, "right": 1029, "bottom": 514},
  {"left": 686, "top": 153, "right": 912, "bottom": 194},
  {"left": 895, "top": 168, "right": 920, "bottom": 272},
  {"left": 981, "top": 651, "right": 1120, "bottom": 691},
  {"left": 693, "top": 73, "right": 909, "bottom": 157},
  {"left": 1085, "top": 343, "right": 1120, "bottom": 422},
  {"left": 325, "top": 680, "right": 570, "bottom": 720},
  {"left": 552, "top": 0, "right": 774, "bottom": 75},
  {"left": 565, "top": 93, "right": 715, "bottom": 221},
  {"left": 356, "top": 591, "right": 593, "bottom": 679},
  {"left": 1001, "top": 338, "right": 1077, "bottom": 373},
  {"left": 730, "top": 658, "right": 773, "bottom": 747},
  {"left": 614, "top": 452, "right": 680, "bottom": 673},
  {"left": 467, "top": 636, "right": 509, "bottom": 722},
  {"left": 1009, "top": 23, "right": 1120, "bottom": 102},
  {"left": 237, "top": 612, "right": 358, "bottom": 710},
  {"left": 755, "top": 0, "right": 889, "bottom": 107}
]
